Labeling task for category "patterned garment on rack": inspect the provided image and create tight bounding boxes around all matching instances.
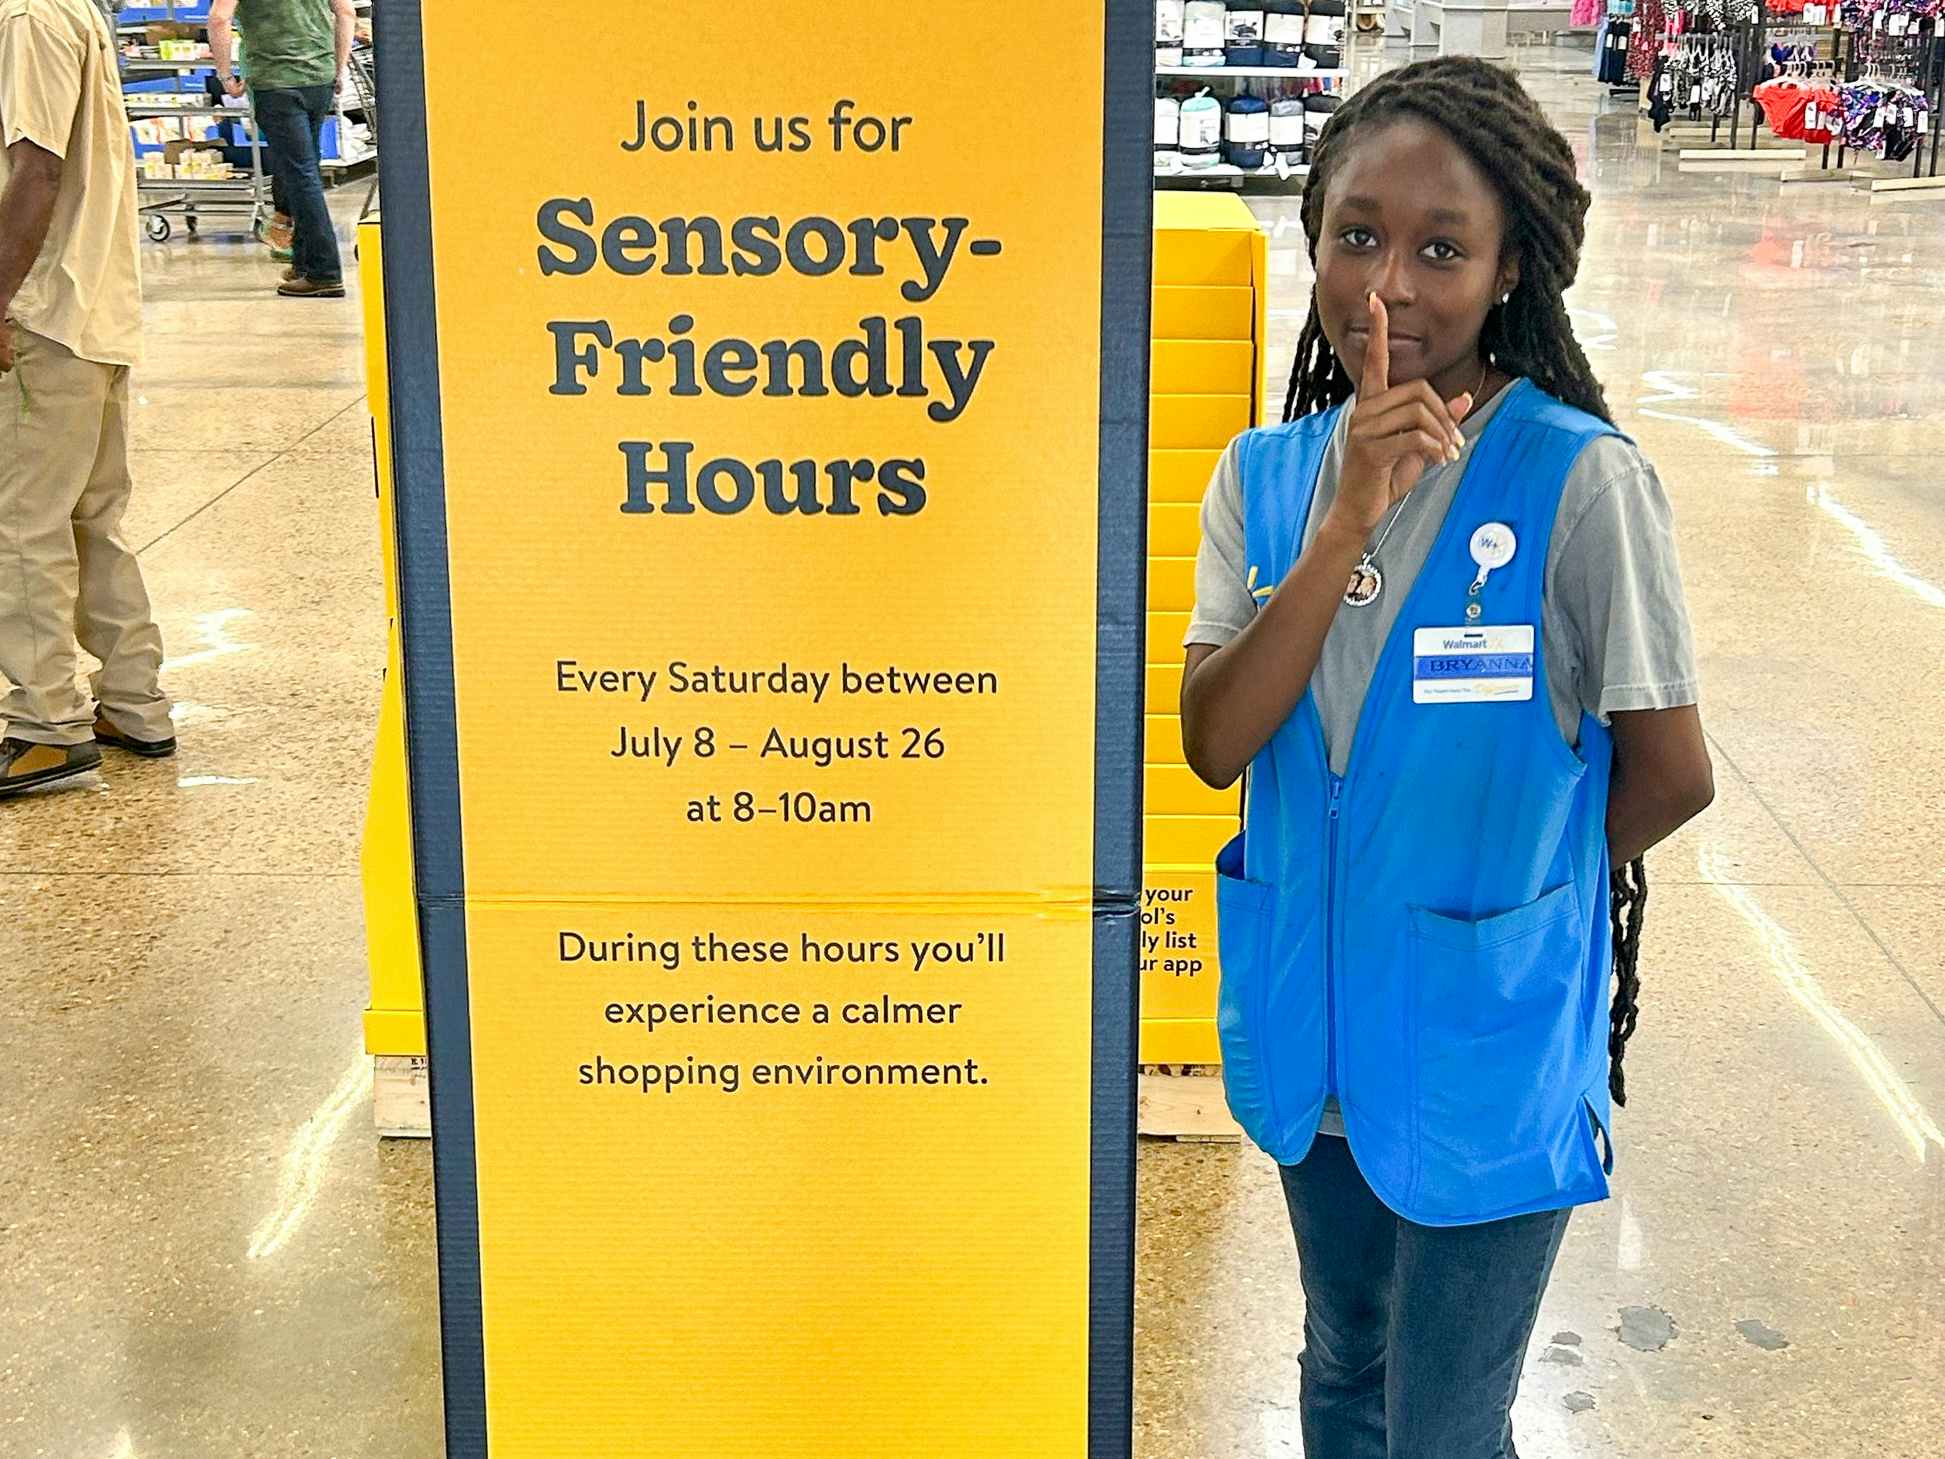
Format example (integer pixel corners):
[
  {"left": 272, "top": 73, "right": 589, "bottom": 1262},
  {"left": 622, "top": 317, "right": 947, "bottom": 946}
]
[
  {"left": 1705, "top": 42, "right": 1740, "bottom": 112},
  {"left": 1627, "top": 0, "right": 1666, "bottom": 79},
  {"left": 1846, "top": 0, "right": 1945, "bottom": 25},
  {"left": 1658, "top": 36, "right": 1744, "bottom": 117},
  {"left": 1573, "top": 0, "right": 1604, "bottom": 23},
  {"left": 1694, "top": 0, "right": 1758, "bottom": 24},
  {"left": 1840, "top": 79, "right": 1932, "bottom": 157}
]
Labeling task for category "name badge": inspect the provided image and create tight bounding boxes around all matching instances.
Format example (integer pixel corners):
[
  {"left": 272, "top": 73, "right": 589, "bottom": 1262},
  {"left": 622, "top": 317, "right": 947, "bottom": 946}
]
[{"left": 1413, "top": 625, "right": 1535, "bottom": 704}]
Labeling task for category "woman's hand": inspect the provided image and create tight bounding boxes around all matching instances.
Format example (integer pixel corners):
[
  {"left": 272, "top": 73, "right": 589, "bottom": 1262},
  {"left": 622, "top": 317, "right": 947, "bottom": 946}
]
[{"left": 1328, "top": 294, "right": 1476, "bottom": 537}]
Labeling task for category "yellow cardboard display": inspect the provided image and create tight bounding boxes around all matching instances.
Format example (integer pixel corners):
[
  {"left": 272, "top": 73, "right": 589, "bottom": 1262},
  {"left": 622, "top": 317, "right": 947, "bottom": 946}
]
[
  {"left": 357, "top": 218, "right": 425, "bottom": 1057},
  {"left": 1146, "top": 661, "right": 1183, "bottom": 713},
  {"left": 1153, "top": 284, "right": 1255, "bottom": 341},
  {"left": 1146, "top": 611, "right": 1192, "bottom": 664},
  {"left": 1146, "top": 712, "right": 1185, "bottom": 765},
  {"left": 1146, "top": 764, "right": 1241, "bottom": 818},
  {"left": 1152, "top": 338, "right": 1255, "bottom": 395},
  {"left": 1149, "top": 447, "right": 1226, "bottom": 503},
  {"left": 1140, "top": 1017, "right": 1223, "bottom": 1066},
  {"left": 1141, "top": 194, "right": 1262, "bottom": 1067},
  {"left": 1148, "top": 501, "right": 1204, "bottom": 557},
  {"left": 1153, "top": 205, "right": 1257, "bottom": 285},
  {"left": 1151, "top": 392, "right": 1254, "bottom": 449},
  {"left": 1146, "top": 814, "right": 1238, "bottom": 867},
  {"left": 1137, "top": 868, "right": 1218, "bottom": 1021},
  {"left": 1147, "top": 555, "right": 1199, "bottom": 613},
  {"left": 373, "top": 3, "right": 1148, "bottom": 1451}
]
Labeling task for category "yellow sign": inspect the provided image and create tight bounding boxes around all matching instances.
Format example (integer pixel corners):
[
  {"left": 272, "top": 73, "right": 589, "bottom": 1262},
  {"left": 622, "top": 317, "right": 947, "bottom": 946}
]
[{"left": 376, "top": 3, "right": 1150, "bottom": 1452}]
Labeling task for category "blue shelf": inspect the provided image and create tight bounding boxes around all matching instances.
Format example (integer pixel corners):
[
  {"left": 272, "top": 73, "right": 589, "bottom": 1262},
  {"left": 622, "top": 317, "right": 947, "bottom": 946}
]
[{"left": 120, "top": 3, "right": 212, "bottom": 21}]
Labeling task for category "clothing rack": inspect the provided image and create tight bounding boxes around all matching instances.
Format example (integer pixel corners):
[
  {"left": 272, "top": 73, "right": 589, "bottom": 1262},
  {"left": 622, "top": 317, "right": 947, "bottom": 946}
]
[
  {"left": 1841, "top": 31, "right": 1944, "bottom": 182},
  {"left": 1646, "top": 21, "right": 1761, "bottom": 145},
  {"left": 1751, "top": 23, "right": 1944, "bottom": 185},
  {"left": 1740, "top": 14, "right": 1850, "bottom": 153}
]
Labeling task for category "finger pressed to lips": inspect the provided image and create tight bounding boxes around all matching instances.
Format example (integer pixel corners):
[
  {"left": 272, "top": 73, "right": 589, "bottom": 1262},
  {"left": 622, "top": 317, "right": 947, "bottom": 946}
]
[{"left": 1354, "top": 297, "right": 1462, "bottom": 466}]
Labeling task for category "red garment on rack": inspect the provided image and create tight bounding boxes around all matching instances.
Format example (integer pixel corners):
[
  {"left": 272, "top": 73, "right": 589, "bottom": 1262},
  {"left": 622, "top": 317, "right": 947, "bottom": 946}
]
[
  {"left": 1806, "top": 83, "right": 1841, "bottom": 143},
  {"left": 1627, "top": 0, "right": 1666, "bottom": 81},
  {"left": 1754, "top": 79, "right": 1810, "bottom": 136},
  {"left": 1754, "top": 78, "right": 1843, "bottom": 141}
]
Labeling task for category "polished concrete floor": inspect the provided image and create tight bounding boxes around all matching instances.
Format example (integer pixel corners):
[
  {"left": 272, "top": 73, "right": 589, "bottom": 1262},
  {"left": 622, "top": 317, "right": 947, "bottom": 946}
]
[{"left": 5, "top": 51, "right": 1945, "bottom": 1459}]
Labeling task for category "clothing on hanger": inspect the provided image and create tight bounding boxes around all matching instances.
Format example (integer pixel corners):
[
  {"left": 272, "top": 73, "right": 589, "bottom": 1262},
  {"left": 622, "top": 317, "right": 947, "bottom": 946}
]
[
  {"left": 1839, "top": 73, "right": 1932, "bottom": 159},
  {"left": 1626, "top": 0, "right": 1666, "bottom": 82},
  {"left": 1753, "top": 70, "right": 1844, "bottom": 140},
  {"left": 1596, "top": 14, "right": 1636, "bottom": 81}
]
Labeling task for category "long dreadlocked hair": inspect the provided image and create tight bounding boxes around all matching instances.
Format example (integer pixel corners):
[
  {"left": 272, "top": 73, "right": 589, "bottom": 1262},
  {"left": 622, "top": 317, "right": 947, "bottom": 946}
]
[{"left": 1283, "top": 57, "right": 1649, "bottom": 1107}]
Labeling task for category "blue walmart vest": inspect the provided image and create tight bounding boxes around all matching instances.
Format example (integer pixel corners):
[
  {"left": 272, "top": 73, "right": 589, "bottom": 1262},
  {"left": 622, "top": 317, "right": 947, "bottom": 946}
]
[{"left": 1216, "top": 380, "right": 1620, "bottom": 1227}]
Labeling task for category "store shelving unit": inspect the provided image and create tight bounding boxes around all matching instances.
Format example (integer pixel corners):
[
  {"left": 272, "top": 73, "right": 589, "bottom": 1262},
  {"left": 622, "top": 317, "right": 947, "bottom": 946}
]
[
  {"left": 118, "top": 0, "right": 377, "bottom": 240},
  {"left": 1155, "top": 160, "right": 1317, "bottom": 190},
  {"left": 119, "top": 6, "right": 268, "bottom": 241},
  {"left": 1159, "top": 62, "right": 1351, "bottom": 75},
  {"left": 1155, "top": 5, "right": 1367, "bottom": 192}
]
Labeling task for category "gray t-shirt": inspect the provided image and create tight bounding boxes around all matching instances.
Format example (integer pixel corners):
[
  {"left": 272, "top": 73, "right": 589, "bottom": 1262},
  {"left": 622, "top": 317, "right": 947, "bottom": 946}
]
[{"left": 1185, "top": 381, "right": 1700, "bottom": 1137}]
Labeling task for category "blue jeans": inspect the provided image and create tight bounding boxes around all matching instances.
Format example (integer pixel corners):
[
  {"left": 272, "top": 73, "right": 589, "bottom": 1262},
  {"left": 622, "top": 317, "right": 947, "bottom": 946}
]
[
  {"left": 1278, "top": 1135, "right": 1571, "bottom": 1459},
  {"left": 253, "top": 85, "right": 341, "bottom": 283}
]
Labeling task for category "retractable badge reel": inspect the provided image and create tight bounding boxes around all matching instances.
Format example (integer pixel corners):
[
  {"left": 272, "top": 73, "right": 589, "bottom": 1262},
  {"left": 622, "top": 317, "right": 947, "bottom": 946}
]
[{"left": 1465, "top": 522, "right": 1517, "bottom": 621}]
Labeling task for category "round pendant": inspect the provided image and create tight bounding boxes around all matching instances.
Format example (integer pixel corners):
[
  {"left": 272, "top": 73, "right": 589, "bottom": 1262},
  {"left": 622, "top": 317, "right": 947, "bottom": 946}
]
[{"left": 1343, "top": 562, "right": 1383, "bottom": 608}]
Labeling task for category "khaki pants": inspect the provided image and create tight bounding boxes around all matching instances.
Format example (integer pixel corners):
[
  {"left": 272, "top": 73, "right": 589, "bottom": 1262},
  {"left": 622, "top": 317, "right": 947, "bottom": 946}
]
[{"left": 0, "top": 326, "right": 172, "bottom": 747}]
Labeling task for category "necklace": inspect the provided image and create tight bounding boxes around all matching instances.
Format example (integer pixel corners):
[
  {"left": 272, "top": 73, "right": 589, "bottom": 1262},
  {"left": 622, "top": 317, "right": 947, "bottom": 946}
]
[{"left": 1342, "top": 359, "right": 1491, "bottom": 609}]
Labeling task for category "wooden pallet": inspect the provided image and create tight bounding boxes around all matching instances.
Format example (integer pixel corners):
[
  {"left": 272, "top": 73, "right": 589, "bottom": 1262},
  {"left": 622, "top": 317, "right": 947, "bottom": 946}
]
[
  {"left": 1138, "top": 1063, "right": 1243, "bottom": 1142},
  {"left": 374, "top": 1054, "right": 432, "bottom": 1139}
]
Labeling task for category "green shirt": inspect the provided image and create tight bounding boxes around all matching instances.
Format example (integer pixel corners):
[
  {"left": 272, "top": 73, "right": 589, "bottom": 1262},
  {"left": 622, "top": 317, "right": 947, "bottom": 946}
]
[{"left": 236, "top": 0, "right": 335, "bottom": 92}]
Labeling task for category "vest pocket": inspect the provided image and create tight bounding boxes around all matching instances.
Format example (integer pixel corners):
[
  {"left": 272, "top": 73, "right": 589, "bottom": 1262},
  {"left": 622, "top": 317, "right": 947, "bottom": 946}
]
[
  {"left": 1408, "top": 882, "right": 1590, "bottom": 1219},
  {"left": 1215, "top": 834, "right": 1325, "bottom": 1156}
]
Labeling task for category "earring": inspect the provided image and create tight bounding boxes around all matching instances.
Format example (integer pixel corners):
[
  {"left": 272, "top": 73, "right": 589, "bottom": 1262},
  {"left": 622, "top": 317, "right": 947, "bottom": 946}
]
[{"left": 1498, "top": 292, "right": 1512, "bottom": 305}]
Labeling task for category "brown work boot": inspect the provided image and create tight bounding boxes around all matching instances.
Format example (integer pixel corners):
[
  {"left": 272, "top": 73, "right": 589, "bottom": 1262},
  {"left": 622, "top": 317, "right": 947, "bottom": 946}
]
[
  {"left": 278, "top": 276, "right": 346, "bottom": 299},
  {"left": 93, "top": 714, "right": 178, "bottom": 759},
  {"left": 0, "top": 738, "right": 102, "bottom": 799}
]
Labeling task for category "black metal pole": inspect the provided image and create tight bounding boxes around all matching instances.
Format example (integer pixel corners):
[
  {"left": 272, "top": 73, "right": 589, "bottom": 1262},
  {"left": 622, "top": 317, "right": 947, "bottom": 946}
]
[
  {"left": 1837, "top": 24, "right": 1852, "bottom": 170},
  {"left": 1918, "top": 41, "right": 1927, "bottom": 181},
  {"left": 1748, "top": 17, "right": 1762, "bottom": 150},
  {"left": 1931, "top": 35, "right": 1942, "bottom": 178},
  {"left": 1820, "top": 33, "right": 1831, "bottom": 174},
  {"left": 1742, "top": 24, "right": 1758, "bottom": 148}
]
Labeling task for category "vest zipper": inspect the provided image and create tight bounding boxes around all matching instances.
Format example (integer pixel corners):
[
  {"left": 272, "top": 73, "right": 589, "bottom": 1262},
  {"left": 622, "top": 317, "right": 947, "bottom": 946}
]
[{"left": 1326, "top": 772, "right": 1344, "bottom": 1107}]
